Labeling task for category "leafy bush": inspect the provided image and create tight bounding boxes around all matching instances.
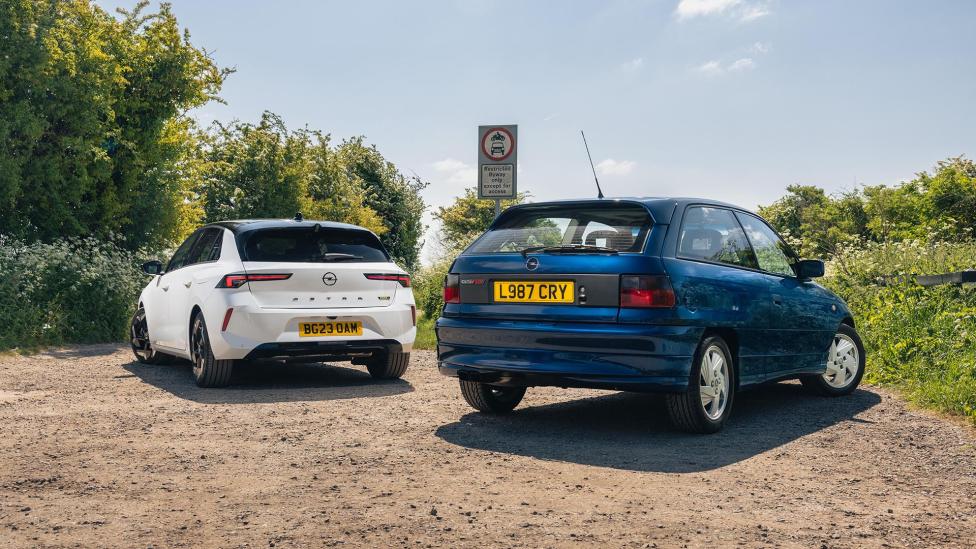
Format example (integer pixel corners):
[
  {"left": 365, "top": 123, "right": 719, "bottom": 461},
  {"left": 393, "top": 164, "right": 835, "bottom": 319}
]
[
  {"left": 0, "top": 237, "right": 149, "bottom": 351},
  {"left": 413, "top": 257, "right": 453, "bottom": 320},
  {"left": 823, "top": 240, "right": 976, "bottom": 423}
]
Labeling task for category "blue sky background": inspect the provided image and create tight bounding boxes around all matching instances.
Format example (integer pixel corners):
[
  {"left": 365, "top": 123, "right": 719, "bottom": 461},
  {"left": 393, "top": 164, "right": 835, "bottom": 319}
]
[{"left": 101, "top": 0, "right": 976, "bottom": 260}]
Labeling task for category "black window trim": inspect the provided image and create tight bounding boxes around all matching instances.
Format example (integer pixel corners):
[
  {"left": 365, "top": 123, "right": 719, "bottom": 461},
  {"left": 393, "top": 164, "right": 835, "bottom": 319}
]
[
  {"left": 675, "top": 203, "right": 801, "bottom": 280},
  {"left": 675, "top": 204, "right": 762, "bottom": 271},
  {"left": 236, "top": 226, "right": 392, "bottom": 263},
  {"left": 164, "top": 230, "right": 203, "bottom": 274}
]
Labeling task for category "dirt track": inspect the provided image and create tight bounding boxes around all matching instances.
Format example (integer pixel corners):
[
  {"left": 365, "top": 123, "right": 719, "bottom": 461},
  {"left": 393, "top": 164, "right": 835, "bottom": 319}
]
[{"left": 1, "top": 346, "right": 975, "bottom": 548}]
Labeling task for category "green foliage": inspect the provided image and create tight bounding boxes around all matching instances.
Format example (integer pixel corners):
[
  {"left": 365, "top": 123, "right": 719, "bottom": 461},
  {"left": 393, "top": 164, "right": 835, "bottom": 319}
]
[
  {"left": 0, "top": 237, "right": 149, "bottom": 350},
  {"left": 201, "top": 114, "right": 427, "bottom": 267},
  {"left": 335, "top": 138, "right": 427, "bottom": 269},
  {"left": 760, "top": 158, "right": 976, "bottom": 258},
  {"left": 434, "top": 188, "right": 527, "bottom": 251},
  {"left": 413, "top": 257, "right": 453, "bottom": 320},
  {"left": 823, "top": 240, "right": 976, "bottom": 423},
  {"left": 0, "top": 0, "right": 228, "bottom": 250}
]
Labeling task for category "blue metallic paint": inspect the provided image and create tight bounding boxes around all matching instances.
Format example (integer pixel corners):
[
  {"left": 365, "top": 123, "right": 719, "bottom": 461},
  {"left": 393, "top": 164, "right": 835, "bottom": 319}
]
[{"left": 436, "top": 197, "right": 852, "bottom": 394}]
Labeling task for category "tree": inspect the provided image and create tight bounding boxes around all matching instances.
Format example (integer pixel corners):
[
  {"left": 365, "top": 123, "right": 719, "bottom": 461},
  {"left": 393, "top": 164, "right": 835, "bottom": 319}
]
[
  {"left": 201, "top": 114, "right": 426, "bottom": 268},
  {"left": 434, "top": 188, "right": 527, "bottom": 252},
  {"left": 0, "top": 0, "right": 228, "bottom": 249},
  {"left": 335, "top": 138, "right": 427, "bottom": 269}
]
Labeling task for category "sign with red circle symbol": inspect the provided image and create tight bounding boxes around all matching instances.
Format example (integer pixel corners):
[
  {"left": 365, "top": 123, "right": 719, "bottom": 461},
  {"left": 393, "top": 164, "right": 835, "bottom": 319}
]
[
  {"left": 480, "top": 127, "right": 515, "bottom": 161},
  {"left": 478, "top": 124, "right": 517, "bottom": 200}
]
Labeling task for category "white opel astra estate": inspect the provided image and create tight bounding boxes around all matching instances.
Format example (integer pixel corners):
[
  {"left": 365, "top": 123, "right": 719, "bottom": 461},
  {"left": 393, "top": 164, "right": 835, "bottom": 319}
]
[{"left": 130, "top": 217, "right": 416, "bottom": 387}]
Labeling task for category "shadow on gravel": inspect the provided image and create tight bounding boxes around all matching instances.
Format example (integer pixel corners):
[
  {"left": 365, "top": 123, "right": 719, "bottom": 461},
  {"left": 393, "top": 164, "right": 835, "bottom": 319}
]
[
  {"left": 123, "top": 359, "right": 413, "bottom": 404},
  {"left": 435, "top": 382, "right": 881, "bottom": 473}
]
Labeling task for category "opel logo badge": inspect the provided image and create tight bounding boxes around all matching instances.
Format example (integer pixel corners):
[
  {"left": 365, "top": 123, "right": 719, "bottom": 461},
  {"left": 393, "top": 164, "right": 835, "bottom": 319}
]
[
  {"left": 525, "top": 257, "right": 539, "bottom": 271},
  {"left": 322, "top": 272, "right": 337, "bottom": 286}
]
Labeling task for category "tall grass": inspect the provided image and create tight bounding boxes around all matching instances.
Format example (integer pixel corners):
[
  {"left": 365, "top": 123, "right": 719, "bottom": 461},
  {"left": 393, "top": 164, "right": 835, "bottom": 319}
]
[
  {"left": 0, "top": 237, "right": 150, "bottom": 351},
  {"left": 824, "top": 240, "right": 976, "bottom": 423}
]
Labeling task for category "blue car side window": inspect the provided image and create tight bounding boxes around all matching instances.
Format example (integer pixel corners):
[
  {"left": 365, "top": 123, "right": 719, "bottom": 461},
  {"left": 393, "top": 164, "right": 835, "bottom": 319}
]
[
  {"left": 678, "top": 206, "right": 759, "bottom": 270},
  {"left": 735, "top": 212, "right": 796, "bottom": 277}
]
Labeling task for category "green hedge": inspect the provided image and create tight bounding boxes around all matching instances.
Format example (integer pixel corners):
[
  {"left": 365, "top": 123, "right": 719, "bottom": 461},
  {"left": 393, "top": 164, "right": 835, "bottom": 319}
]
[
  {"left": 824, "top": 240, "right": 976, "bottom": 422},
  {"left": 0, "top": 237, "right": 149, "bottom": 351}
]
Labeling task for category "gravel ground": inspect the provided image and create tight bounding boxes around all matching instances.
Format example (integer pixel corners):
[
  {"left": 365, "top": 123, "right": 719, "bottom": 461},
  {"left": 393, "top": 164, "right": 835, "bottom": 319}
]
[{"left": 1, "top": 346, "right": 975, "bottom": 548}]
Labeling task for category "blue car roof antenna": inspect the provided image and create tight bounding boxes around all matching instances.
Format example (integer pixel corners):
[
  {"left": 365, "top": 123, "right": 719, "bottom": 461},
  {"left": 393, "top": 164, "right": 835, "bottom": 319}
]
[{"left": 580, "top": 130, "right": 605, "bottom": 199}]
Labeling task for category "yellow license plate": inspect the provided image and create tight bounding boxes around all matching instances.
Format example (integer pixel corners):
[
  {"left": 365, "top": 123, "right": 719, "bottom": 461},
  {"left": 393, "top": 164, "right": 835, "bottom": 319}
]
[
  {"left": 493, "top": 281, "right": 575, "bottom": 303},
  {"left": 298, "top": 321, "right": 363, "bottom": 337}
]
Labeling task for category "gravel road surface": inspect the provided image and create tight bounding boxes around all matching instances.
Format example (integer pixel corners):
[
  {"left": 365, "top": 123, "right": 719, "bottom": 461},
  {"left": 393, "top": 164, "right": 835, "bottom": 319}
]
[{"left": 1, "top": 346, "right": 974, "bottom": 548}]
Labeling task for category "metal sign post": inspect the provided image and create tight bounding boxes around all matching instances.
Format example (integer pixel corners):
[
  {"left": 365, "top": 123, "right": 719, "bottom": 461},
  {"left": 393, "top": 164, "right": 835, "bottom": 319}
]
[{"left": 478, "top": 125, "right": 517, "bottom": 218}]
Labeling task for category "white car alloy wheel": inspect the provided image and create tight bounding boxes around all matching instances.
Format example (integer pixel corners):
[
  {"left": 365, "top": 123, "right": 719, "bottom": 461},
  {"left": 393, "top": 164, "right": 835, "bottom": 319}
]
[
  {"left": 824, "top": 333, "right": 859, "bottom": 389},
  {"left": 699, "top": 344, "right": 730, "bottom": 420}
]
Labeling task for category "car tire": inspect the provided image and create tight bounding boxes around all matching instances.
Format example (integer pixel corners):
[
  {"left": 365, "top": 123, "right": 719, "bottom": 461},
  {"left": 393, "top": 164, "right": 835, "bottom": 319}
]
[
  {"left": 130, "top": 307, "right": 168, "bottom": 365},
  {"left": 801, "top": 323, "right": 865, "bottom": 396},
  {"left": 190, "top": 313, "right": 234, "bottom": 388},
  {"left": 666, "top": 335, "right": 736, "bottom": 434},
  {"left": 458, "top": 380, "right": 526, "bottom": 414},
  {"left": 366, "top": 351, "right": 410, "bottom": 379}
]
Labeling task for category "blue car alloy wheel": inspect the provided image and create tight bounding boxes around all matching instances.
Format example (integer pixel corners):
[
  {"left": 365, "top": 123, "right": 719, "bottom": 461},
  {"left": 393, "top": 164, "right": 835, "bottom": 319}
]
[{"left": 435, "top": 197, "right": 864, "bottom": 434}]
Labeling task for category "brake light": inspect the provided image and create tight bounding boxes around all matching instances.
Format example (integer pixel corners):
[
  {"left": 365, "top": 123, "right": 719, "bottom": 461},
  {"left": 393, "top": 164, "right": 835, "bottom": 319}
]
[
  {"left": 410, "top": 305, "right": 417, "bottom": 326},
  {"left": 216, "top": 273, "right": 292, "bottom": 288},
  {"left": 620, "top": 275, "right": 676, "bottom": 308},
  {"left": 364, "top": 273, "right": 411, "bottom": 287},
  {"left": 443, "top": 274, "right": 460, "bottom": 304}
]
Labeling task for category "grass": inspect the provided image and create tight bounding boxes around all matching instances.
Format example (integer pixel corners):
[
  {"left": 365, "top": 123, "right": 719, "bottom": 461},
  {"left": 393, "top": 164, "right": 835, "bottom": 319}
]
[{"left": 414, "top": 315, "right": 437, "bottom": 350}]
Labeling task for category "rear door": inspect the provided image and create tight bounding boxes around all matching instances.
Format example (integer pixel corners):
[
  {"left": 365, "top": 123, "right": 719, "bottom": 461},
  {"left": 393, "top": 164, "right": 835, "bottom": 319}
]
[
  {"left": 168, "top": 227, "right": 224, "bottom": 352},
  {"left": 237, "top": 226, "right": 400, "bottom": 309},
  {"left": 446, "top": 203, "right": 659, "bottom": 323},
  {"left": 664, "top": 205, "right": 773, "bottom": 385}
]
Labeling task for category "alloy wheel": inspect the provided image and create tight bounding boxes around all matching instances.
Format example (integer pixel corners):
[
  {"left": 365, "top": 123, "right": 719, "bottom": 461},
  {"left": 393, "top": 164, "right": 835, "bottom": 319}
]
[
  {"left": 699, "top": 345, "right": 729, "bottom": 420},
  {"left": 130, "top": 310, "right": 153, "bottom": 360},
  {"left": 191, "top": 317, "right": 207, "bottom": 377},
  {"left": 823, "top": 333, "right": 859, "bottom": 389}
]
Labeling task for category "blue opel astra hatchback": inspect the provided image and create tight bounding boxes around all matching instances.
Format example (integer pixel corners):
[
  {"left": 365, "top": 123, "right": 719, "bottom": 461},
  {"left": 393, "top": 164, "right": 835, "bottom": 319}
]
[{"left": 435, "top": 198, "right": 866, "bottom": 433}]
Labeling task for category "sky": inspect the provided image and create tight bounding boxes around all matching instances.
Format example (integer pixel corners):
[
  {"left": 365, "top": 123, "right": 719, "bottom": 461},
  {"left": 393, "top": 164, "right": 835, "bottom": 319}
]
[{"left": 101, "top": 0, "right": 976, "bottom": 262}]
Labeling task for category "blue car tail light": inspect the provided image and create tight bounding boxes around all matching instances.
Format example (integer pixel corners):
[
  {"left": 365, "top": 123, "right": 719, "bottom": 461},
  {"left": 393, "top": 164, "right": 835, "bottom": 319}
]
[
  {"left": 620, "top": 275, "right": 676, "bottom": 308},
  {"left": 444, "top": 274, "right": 461, "bottom": 304}
]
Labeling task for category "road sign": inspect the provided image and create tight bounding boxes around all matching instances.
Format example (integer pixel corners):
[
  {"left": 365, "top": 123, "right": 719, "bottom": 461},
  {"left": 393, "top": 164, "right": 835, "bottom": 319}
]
[{"left": 478, "top": 125, "right": 517, "bottom": 200}]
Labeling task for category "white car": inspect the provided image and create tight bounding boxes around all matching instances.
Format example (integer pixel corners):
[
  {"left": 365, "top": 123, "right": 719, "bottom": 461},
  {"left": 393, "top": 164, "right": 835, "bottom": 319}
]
[{"left": 130, "top": 217, "right": 416, "bottom": 387}]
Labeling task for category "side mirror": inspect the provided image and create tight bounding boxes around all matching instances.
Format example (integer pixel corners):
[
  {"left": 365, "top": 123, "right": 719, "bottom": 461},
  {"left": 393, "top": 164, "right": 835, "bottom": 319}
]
[
  {"left": 141, "top": 260, "right": 163, "bottom": 276},
  {"left": 794, "top": 259, "right": 825, "bottom": 280}
]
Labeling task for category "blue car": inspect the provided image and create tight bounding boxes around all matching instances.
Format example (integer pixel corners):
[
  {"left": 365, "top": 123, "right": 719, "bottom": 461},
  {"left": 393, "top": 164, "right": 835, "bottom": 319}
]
[{"left": 435, "top": 198, "right": 866, "bottom": 433}]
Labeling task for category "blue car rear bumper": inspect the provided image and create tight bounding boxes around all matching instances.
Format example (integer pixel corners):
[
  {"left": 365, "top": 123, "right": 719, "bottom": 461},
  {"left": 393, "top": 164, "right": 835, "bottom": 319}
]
[{"left": 436, "top": 317, "right": 702, "bottom": 392}]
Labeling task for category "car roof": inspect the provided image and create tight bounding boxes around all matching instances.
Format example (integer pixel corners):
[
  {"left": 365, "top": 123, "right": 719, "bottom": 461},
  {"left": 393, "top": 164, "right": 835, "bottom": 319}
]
[
  {"left": 206, "top": 219, "right": 375, "bottom": 235},
  {"left": 496, "top": 197, "right": 756, "bottom": 225}
]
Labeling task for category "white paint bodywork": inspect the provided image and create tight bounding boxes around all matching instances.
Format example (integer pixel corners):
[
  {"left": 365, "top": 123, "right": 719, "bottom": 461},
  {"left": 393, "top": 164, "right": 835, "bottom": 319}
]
[{"left": 139, "top": 227, "right": 415, "bottom": 361}]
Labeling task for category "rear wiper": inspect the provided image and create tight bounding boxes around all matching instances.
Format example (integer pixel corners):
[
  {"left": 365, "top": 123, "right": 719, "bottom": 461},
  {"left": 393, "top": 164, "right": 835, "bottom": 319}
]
[
  {"left": 321, "top": 253, "right": 365, "bottom": 262},
  {"left": 520, "top": 244, "right": 618, "bottom": 256}
]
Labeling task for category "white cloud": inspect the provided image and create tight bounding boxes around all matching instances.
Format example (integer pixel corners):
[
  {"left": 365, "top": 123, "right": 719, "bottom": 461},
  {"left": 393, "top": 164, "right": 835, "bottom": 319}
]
[
  {"left": 675, "top": 0, "right": 771, "bottom": 22},
  {"left": 432, "top": 158, "right": 476, "bottom": 185},
  {"left": 739, "top": 4, "right": 770, "bottom": 21},
  {"left": 675, "top": 0, "right": 741, "bottom": 20},
  {"left": 696, "top": 60, "right": 724, "bottom": 75},
  {"left": 696, "top": 57, "right": 755, "bottom": 75},
  {"left": 595, "top": 159, "right": 637, "bottom": 176},
  {"left": 727, "top": 57, "right": 755, "bottom": 72},
  {"left": 621, "top": 57, "right": 644, "bottom": 73},
  {"left": 749, "top": 41, "right": 770, "bottom": 54}
]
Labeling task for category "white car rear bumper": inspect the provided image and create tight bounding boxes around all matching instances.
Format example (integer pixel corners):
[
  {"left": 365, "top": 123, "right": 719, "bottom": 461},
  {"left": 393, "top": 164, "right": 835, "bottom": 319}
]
[{"left": 208, "top": 302, "right": 416, "bottom": 360}]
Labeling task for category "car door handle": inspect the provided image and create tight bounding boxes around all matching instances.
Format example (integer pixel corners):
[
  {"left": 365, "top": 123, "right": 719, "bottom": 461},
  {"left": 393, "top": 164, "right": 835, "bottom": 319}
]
[
  {"left": 771, "top": 294, "right": 783, "bottom": 305},
  {"left": 162, "top": 285, "right": 170, "bottom": 291},
  {"left": 184, "top": 281, "right": 192, "bottom": 288}
]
